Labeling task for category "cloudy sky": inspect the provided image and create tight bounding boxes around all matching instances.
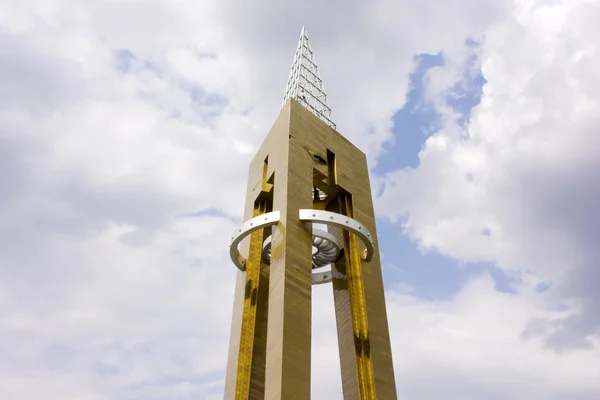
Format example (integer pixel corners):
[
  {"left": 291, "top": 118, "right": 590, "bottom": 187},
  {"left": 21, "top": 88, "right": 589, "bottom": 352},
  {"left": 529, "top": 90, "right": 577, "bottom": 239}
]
[{"left": 1, "top": 0, "right": 600, "bottom": 399}]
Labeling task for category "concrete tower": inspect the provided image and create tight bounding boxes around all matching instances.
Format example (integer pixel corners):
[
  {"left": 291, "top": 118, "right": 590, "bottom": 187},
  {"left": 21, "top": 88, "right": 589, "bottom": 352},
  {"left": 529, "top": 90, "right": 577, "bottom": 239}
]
[{"left": 224, "top": 28, "right": 397, "bottom": 400}]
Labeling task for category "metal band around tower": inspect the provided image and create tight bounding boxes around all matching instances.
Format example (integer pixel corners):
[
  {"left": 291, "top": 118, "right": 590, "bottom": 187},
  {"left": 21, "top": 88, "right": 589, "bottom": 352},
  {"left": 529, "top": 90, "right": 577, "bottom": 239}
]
[
  {"left": 229, "top": 209, "right": 375, "bottom": 272},
  {"left": 229, "top": 211, "right": 280, "bottom": 271},
  {"left": 298, "top": 209, "right": 375, "bottom": 262}
]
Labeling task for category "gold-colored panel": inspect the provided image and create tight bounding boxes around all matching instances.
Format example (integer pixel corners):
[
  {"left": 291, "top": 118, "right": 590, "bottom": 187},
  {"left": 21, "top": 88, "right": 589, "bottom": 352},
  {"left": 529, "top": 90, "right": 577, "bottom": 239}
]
[{"left": 289, "top": 99, "right": 397, "bottom": 399}]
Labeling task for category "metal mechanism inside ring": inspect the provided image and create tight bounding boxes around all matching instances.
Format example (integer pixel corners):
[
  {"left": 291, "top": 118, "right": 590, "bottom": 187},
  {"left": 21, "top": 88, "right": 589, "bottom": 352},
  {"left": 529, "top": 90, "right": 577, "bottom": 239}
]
[
  {"left": 262, "top": 228, "right": 341, "bottom": 269},
  {"left": 229, "top": 209, "right": 375, "bottom": 285}
]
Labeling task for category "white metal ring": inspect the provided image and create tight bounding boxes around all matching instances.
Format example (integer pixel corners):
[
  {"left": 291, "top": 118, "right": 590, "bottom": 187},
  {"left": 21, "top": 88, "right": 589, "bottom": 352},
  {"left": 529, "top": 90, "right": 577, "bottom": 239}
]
[
  {"left": 298, "top": 209, "right": 375, "bottom": 261},
  {"left": 312, "top": 270, "right": 333, "bottom": 285},
  {"left": 229, "top": 211, "right": 281, "bottom": 272},
  {"left": 229, "top": 209, "right": 374, "bottom": 282}
]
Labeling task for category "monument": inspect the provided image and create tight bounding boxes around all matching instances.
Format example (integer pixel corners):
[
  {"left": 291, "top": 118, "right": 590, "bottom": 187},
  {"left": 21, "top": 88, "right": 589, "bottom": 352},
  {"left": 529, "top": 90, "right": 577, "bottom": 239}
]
[{"left": 224, "top": 27, "right": 397, "bottom": 400}]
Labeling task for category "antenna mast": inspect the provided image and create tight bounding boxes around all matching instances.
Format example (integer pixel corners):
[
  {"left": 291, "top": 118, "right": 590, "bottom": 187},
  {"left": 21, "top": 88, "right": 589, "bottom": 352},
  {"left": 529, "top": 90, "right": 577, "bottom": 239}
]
[{"left": 281, "top": 27, "right": 336, "bottom": 129}]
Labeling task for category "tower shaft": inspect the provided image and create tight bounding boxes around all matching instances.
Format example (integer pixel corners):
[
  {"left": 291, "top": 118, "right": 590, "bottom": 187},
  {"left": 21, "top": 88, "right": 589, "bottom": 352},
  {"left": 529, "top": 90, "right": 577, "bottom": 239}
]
[{"left": 224, "top": 99, "right": 397, "bottom": 399}]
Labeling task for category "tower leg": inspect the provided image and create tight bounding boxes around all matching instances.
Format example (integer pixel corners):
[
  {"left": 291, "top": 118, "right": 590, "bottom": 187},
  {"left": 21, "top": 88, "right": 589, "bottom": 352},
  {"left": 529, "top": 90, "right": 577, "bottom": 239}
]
[{"left": 263, "top": 120, "right": 315, "bottom": 399}]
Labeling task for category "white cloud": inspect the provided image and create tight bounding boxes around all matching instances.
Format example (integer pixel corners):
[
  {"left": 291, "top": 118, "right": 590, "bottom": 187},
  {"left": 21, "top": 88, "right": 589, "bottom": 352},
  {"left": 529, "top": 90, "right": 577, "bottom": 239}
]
[
  {"left": 388, "top": 275, "right": 600, "bottom": 400},
  {"left": 1, "top": 0, "right": 599, "bottom": 399},
  {"left": 378, "top": 0, "right": 600, "bottom": 351}
]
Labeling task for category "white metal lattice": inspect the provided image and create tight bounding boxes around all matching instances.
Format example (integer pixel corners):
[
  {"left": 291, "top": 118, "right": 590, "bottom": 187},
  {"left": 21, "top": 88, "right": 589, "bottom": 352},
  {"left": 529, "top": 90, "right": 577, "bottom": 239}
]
[{"left": 281, "top": 27, "right": 336, "bottom": 129}]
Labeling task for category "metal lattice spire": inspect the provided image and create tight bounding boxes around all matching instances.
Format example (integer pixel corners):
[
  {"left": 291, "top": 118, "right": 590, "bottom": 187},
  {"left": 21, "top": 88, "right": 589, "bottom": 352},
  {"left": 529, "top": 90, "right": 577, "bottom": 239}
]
[{"left": 282, "top": 27, "right": 336, "bottom": 129}]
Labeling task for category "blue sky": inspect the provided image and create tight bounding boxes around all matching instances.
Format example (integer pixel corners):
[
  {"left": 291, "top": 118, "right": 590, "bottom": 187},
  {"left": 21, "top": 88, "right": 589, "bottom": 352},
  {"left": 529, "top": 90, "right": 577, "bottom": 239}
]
[{"left": 375, "top": 52, "right": 515, "bottom": 300}]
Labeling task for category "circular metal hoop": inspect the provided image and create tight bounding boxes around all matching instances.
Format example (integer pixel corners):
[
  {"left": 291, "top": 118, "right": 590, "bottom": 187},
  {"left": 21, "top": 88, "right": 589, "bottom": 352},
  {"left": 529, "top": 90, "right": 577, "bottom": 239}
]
[
  {"left": 229, "top": 211, "right": 280, "bottom": 272},
  {"left": 312, "top": 270, "right": 333, "bottom": 285},
  {"left": 298, "top": 209, "right": 375, "bottom": 262},
  {"left": 229, "top": 209, "right": 375, "bottom": 286}
]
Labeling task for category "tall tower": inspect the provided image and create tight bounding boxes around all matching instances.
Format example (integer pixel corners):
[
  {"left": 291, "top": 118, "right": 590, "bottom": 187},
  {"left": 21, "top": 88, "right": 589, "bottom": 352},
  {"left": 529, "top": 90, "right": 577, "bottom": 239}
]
[{"left": 224, "top": 28, "right": 397, "bottom": 400}]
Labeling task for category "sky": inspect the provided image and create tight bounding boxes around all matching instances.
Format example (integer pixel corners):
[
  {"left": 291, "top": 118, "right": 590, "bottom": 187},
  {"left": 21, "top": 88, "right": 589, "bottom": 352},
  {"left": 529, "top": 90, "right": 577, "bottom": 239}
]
[{"left": 1, "top": 0, "right": 600, "bottom": 399}]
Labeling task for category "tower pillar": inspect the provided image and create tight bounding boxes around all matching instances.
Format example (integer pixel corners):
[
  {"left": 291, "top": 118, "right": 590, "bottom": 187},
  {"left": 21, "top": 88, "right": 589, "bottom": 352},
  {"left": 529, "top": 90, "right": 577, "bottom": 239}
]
[{"left": 224, "top": 28, "right": 397, "bottom": 400}]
